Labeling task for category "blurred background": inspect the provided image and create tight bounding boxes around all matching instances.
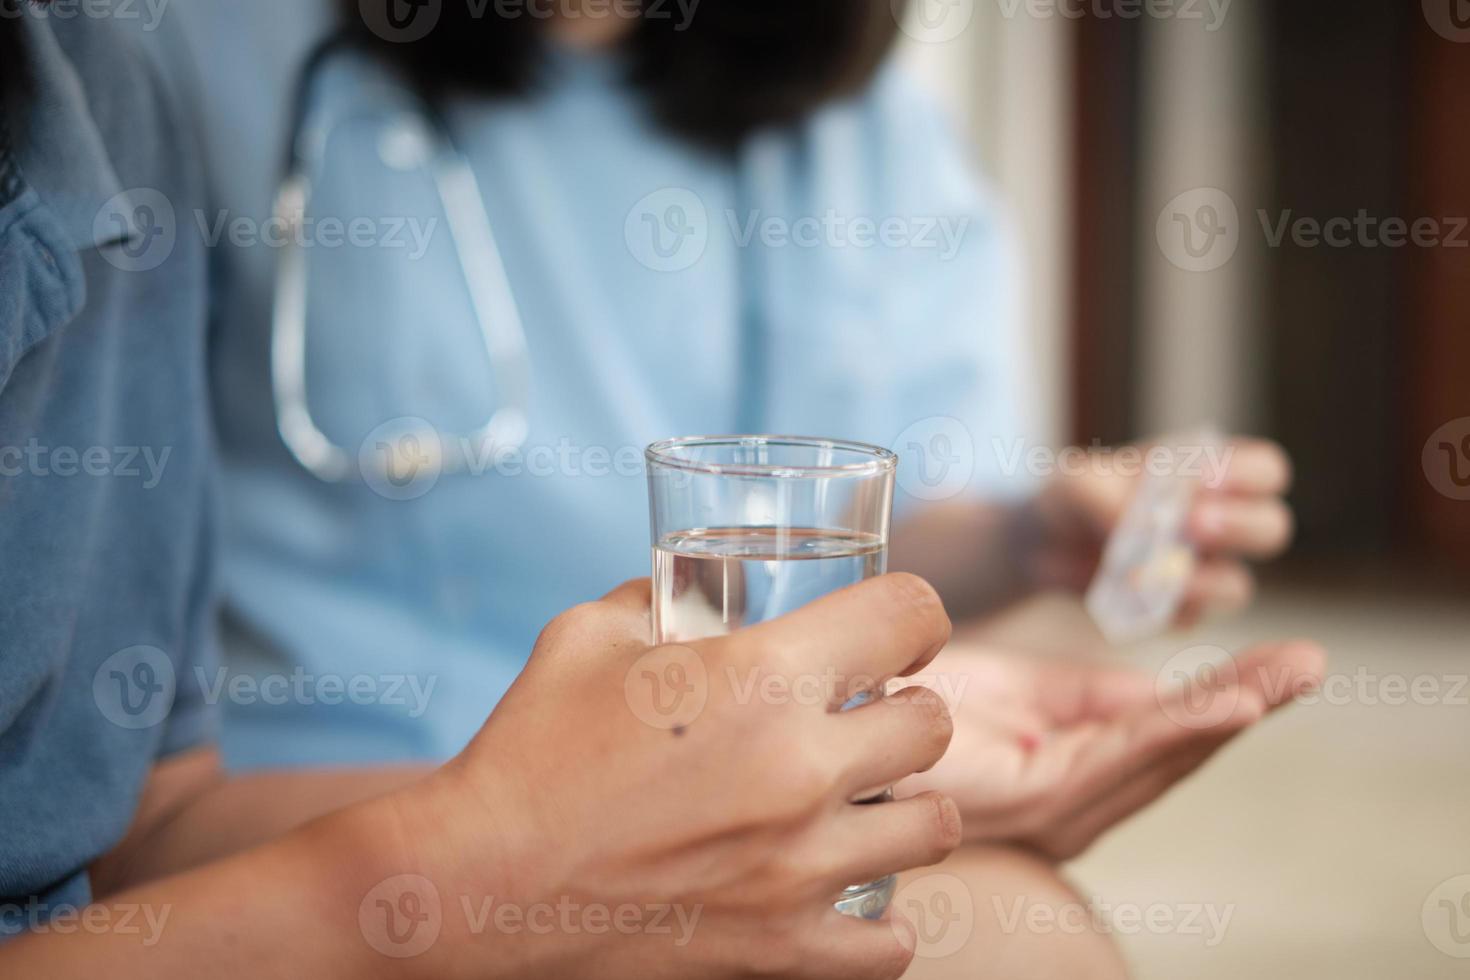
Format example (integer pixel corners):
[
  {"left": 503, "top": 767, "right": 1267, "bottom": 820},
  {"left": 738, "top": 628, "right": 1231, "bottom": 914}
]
[{"left": 896, "top": 1, "right": 1469, "bottom": 976}]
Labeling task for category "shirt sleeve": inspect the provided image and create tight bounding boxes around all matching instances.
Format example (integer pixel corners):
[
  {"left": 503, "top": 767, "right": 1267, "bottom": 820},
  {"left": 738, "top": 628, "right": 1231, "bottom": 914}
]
[{"left": 745, "top": 61, "right": 1041, "bottom": 513}]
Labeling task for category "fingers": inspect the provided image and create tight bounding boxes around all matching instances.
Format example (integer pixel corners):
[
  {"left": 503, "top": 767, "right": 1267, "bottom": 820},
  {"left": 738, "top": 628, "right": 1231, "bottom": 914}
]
[
  {"left": 820, "top": 792, "right": 963, "bottom": 891},
  {"left": 734, "top": 572, "right": 952, "bottom": 683},
  {"left": 1043, "top": 735, "right": 1231, "bottom": 859},
  {"left": 1180, "top": 558, "right": 1255, "bottom": 622},
  {"left": 1213, "top": 438, "right": 1293, "bottom": 495},
  {"left": 792, "top": 913, "right": 919, "bottom": 980},
  {"left": 1189, "top": 438, "right": 1294, "bottom": 566},
  {"left": 1047, "top": 643, "right": 1324, "bottom": 857},
  {"left": 834, "top": 687, "right": 954, "bottom": 797},
  {"left": 1232, "top": 638, "right": 1327, "bottom": 709},
  {"left": 1191, "top": 495, "right": 1295, "bottom": 558},
  {"left": 1024, "top": 681, "right": 1264, "bottom": 815}
]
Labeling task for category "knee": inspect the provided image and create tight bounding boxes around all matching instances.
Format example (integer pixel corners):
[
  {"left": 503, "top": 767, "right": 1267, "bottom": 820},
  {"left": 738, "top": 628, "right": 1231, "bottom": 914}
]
[{"left": 898, "top": 844, "right": 1130, "bottom": 980}]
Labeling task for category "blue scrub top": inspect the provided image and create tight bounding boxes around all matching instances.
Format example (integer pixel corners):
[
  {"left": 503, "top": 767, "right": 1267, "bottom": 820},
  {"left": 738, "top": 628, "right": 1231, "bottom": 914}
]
[{"left": 172, "top": 1, "right": 1033, "bottom": 768}]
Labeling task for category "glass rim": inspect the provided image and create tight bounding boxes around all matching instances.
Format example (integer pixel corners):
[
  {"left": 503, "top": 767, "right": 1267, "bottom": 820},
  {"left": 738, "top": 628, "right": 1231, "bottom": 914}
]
[{"left": 645, "top": 435, "right": 898, "bottom": 479}]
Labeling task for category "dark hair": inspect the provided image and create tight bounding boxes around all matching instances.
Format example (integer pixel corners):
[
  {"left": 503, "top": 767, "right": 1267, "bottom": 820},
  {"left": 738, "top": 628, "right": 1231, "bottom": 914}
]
[{"left": 344, "top": 0, "right": 908, "bottom": 150}]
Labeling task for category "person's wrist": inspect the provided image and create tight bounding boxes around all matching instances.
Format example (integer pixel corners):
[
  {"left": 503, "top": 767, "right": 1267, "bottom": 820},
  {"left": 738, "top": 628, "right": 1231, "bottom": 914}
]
[
  {"left": 1010, "top": 489, "right": 1062, "bottom": 593},
  {"left": 279, "top": 766, "right": 532, "bottom": 980},
  {"left": 279, "top": 795, "right": 459, "bottom": 980},
  {"left": 369, "top": 757, "right": 572, "bottom": 980}
]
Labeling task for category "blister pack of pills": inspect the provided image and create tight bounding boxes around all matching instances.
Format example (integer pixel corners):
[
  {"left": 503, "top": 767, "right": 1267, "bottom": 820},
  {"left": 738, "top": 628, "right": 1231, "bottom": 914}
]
[{"left": 1085, "top": 428, "right": 1223, "bottom": 645}]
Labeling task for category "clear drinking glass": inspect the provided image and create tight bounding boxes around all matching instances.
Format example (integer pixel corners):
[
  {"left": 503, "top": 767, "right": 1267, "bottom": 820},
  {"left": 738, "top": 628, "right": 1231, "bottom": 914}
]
[{"left": 646, "top": 435, "right": 899, "bottom": 920}]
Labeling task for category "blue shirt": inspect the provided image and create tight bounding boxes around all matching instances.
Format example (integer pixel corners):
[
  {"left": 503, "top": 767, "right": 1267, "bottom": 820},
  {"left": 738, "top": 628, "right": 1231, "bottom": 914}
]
[
  {"left": 0, "top": 5, "right": 216, "bottom": 932},
  {"left": 173, "top": 1, "right": 1032, "bottom": 768}
]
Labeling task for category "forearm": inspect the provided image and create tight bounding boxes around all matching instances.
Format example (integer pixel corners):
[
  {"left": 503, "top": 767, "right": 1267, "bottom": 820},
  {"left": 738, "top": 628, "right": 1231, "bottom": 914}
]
[
  {"left": 889, "top": 498, "right": 1046, "bottom": 620},
  {"left": 4, "top": 800, "right": 418, "bottom": 979},
  {"left": 92, "top": 750, "right": 430, "bottom": 897}
]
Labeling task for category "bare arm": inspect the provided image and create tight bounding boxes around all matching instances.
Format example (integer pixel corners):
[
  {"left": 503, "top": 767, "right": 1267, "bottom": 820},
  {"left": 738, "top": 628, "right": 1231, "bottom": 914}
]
[
  {"left": 3, "top": 576, "right": 962, "bottom": 980},
  {"left": 889, "top": 499, "right": 1042, "bottom": 620},
  {"left": 89, "top": 749, "right": 430, "bottom": 897},
  {"left": 891, "top": 437, "right": 1294, "bottom": 627},
  {"left": 3, "top": 791, "right": 421, "bottom": 978}
]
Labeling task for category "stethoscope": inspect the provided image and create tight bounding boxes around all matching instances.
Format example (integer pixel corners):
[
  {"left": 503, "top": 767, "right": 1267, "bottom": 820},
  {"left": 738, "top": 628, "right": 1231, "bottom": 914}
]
[{"left": 269, "top": 35, "right": 532, "bottom": 483}]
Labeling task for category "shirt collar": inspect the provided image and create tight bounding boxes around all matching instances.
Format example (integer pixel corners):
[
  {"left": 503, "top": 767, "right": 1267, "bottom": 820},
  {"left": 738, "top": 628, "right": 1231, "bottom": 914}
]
[{"left": 1, "top": 8, "right": 140, "bottom": 250}]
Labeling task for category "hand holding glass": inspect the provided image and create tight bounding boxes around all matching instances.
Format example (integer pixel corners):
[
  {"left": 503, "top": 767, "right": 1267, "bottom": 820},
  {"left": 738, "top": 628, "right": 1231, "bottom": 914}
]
[{"left": 647, "top": 435, "right": 900, "bottom": 919}]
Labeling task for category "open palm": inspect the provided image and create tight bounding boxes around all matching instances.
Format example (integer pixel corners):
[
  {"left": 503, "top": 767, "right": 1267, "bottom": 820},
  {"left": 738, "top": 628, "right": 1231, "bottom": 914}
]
[{"left": 895, "top": 641, "right": 1325, "bottom": 861}]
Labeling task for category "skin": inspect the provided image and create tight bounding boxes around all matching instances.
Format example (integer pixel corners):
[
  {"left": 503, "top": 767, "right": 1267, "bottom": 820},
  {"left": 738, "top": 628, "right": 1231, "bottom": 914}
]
[
  {"left": 890, "top": 437, "right": 1295, "bottom": 622},
  {"left": 888, "top": 438, "right": 1305, "bottom": 977},
  {"left": 518, "top": 25, "right": 1306, "bottom": 980},
  {"left": 4, "top": 574, "right": 962, "bottom": 979},
  {"left": 897, "top": 640, "right": 1326, "bottom": 857},
  {"left": 546, "top": 0, "right": 641, "bottom": 48},
  {"left": 897, "top": 439, "right": 1302, "bottom": 822},
  {"left": 6, "top": 435, "right": 1302, "bottom": 980},
  {"left": 7, "top": 10, "right": 1308, "bottom": 976}
]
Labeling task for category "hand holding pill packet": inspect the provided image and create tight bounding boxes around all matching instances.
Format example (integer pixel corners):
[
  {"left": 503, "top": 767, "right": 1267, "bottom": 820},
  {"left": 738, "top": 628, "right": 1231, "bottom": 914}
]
[{"left": 1086, "top": 427, "right": 1225, "bottom": 644}]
